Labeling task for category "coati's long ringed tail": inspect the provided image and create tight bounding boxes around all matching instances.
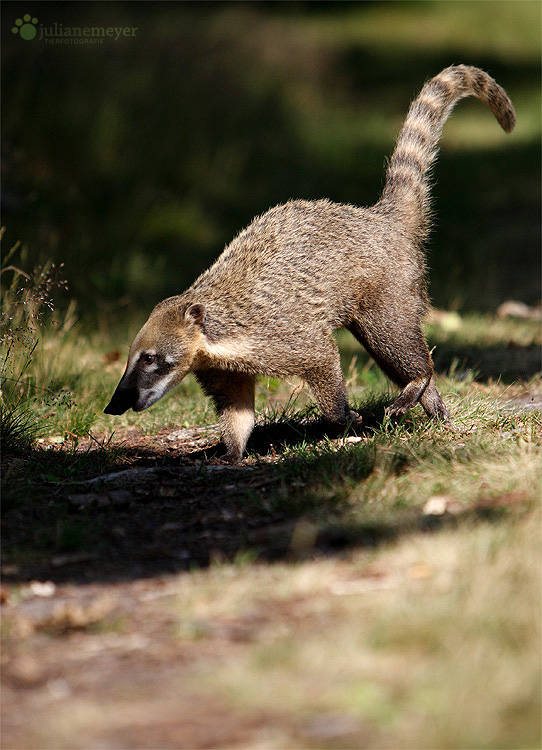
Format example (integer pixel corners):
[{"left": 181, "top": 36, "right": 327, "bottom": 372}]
[{"left": 379, "top": 65, "right": 516, "bottom": 242}]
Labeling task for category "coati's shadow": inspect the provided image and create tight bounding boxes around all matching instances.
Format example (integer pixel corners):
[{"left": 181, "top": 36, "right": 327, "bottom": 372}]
[
  {"left": 184, "top": 398, "right": 390, "bottom": 463},
  {"left": 249, "top": 402, "right": 386, "bottom": 457}
]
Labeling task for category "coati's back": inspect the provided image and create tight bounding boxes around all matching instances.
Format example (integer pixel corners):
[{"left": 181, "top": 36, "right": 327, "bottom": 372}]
[
  {"left": 105, "top": 64, "right": 515, "bottom": 462},
  {"left": 177, "top": 199, "right": 413, "bottom": 345}
]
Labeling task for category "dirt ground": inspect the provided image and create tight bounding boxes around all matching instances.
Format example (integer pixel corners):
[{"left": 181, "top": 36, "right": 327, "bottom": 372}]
[{"left": 2, "top": 575, "right": 301, "bottom": 749}]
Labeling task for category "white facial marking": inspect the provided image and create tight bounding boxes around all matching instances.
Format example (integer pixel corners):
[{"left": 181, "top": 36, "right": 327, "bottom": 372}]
[
  {"left": 154, "top": 369, "right": 177, "bottom": 396},
  {"left": 124, "top": 354, "right": 139, "bottom": 378},
  {"left": 135, "top": 370, "right": 177, "bottom": 411}
]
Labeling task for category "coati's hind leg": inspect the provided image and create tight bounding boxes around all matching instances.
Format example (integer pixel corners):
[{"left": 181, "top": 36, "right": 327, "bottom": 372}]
[
  {"left": 303, "top": 339, "right": 361, "bottom": 427},
  {"left": 420, "top": 375, "right": 450, "bottom": 422},
  {"left": 194, "top": 369, "right": 256, "bottom": 463},
  {"left": 348, "top": 313, "right": 449, "bottom": 421}
]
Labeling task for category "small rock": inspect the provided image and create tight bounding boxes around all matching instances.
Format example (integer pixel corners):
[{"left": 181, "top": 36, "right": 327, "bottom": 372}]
[
  {"left": 497, "top": 300, "right": 542, "bottom": 320},
  {"left": 11, "top": 591, "right": 113, "bottom": 634},
  {"left": 29, "top": 581, "right": 56, "bottom": 598},
  {"left": 166, "top": 429, "right": 194, "bottom": 442},
  {"left": 423, "top": 496, "right": 450, "bottom": 516}
]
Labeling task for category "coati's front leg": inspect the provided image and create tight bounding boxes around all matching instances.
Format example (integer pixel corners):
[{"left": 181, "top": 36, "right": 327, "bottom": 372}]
[{"left": 194, "top": 369, "right": 256, "bottom": 463}]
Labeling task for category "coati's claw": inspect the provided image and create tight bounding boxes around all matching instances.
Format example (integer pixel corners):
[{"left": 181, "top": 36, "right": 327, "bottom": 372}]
[
  {"left": 385, "top": 404, "right": 412, "bottom": 421},
  {"left": 385, "top": 405, "right": 405, "bottom": 417}
]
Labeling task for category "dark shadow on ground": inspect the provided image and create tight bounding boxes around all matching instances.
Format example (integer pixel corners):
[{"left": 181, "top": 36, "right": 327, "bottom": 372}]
[
  {"left": 2, "top": 388, "right": 525, "bottom": 586},
  {"left": 1, "top": 402, "right": 381, "bottom": 584}
]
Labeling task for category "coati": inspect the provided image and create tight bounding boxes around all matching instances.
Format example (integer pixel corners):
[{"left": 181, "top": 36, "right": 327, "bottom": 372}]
[{"left": 105, "top": 65, "right": 515, "bottom": 463}]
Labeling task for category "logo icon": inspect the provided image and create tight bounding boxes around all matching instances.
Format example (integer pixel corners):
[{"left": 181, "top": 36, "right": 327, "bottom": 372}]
[{"left": 12, "top": 14, "right": 38, "bottom": 41}]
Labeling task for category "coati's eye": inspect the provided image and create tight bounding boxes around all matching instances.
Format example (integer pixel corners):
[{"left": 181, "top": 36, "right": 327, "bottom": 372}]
[{"left": 142, "top": 353, "right": 156, "bottom": 365}]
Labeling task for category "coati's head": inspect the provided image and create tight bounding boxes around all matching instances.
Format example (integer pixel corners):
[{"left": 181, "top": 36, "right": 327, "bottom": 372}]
[{"left": 104, "top": 300, "right": 206, "bottom": 416}]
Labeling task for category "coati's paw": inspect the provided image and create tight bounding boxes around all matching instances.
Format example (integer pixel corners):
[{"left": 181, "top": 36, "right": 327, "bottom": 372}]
[
  {"left": 328, "top": 410, "right": 362, "bottom": 433},
  {"left": 386, "top": 391, "right": 421, "bottom": 417},
  {"left": 219, "top": 450, "right": 243, "bottom": 465},
  {"left": 347, "top": 410, "right": 363, "bottom": 426},
  {"left": 437, "top": 407, "right": 451, "bottom": 425},
  {"left": 385, "top": 403, "right": 410, "bottom": 418},
  {"left": 346, "top": 411, "right": 363, "bottom": 434}
]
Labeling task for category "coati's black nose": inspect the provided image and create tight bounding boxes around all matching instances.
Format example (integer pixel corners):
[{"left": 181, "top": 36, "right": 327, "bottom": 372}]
[{"left": 104, "top": 386, "right": 138, "bottom": 415}]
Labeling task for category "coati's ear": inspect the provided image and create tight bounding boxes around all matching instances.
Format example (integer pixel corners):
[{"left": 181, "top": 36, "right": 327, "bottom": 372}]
[{"left": 185, "top": 303, "right": 206, "bottom": 327}]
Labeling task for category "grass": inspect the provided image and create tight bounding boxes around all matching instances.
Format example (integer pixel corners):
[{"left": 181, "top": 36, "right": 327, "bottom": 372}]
[
  {"left": 3, "top": 299, "right": 540, "bottom": 450},
  {"left": 2, "top": 301, "right": 540, "bottom": 533},
  {"left": 3, "top": 253, "right": 538, "bottom": 750}
]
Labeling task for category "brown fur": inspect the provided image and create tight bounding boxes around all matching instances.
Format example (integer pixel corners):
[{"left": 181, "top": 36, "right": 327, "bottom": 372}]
[{"left": 105, "top": 65, "right": 516, "bottom": 462}]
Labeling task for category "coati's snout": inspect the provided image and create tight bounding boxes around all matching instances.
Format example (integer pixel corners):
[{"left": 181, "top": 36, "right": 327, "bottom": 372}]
[
  {"left": 104, "top": 383, "right": 139, "bottom": 415},
  {"left": 104, "top": 353, "right": 182, "bottom": 416}
]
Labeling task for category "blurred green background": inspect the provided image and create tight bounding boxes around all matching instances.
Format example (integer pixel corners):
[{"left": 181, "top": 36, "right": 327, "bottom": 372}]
[{"left": 2, "top": 0, "right": 540, "bottom": 325}]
